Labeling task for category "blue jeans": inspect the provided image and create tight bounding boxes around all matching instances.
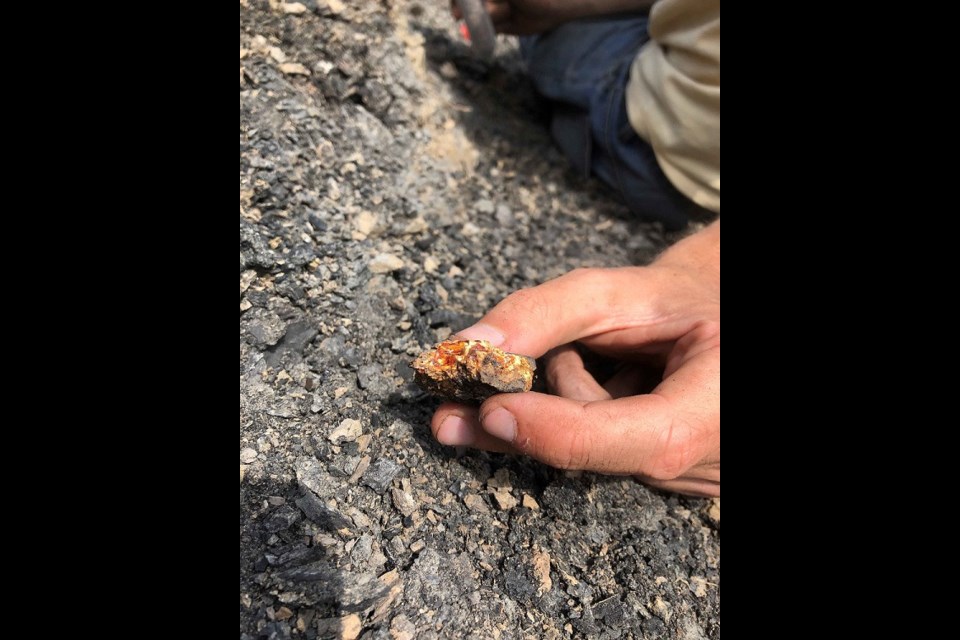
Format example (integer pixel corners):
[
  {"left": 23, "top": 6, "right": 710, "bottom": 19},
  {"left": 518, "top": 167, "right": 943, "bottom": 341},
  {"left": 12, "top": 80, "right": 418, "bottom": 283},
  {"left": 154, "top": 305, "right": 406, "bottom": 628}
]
[{"left": 521, "top": 16, "right": 710, "bottom": 230}]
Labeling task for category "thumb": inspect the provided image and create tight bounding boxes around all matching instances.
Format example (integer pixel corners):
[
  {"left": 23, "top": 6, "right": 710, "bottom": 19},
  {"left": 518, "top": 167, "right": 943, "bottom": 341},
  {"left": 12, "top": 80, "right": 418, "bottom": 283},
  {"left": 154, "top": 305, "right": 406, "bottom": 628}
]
[
  {"left": 455, "top": 268, "right": 652, "bottom": 358},
  {"left": 477, "top": 391, "right": 691, "bottom": 478}
]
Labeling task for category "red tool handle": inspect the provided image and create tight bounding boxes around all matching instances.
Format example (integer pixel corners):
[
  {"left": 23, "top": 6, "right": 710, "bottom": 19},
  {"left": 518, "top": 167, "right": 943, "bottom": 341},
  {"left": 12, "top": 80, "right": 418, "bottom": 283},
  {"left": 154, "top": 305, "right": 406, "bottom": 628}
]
[{"left": 455, "top": 0, "right": 496, "bottom": 59}]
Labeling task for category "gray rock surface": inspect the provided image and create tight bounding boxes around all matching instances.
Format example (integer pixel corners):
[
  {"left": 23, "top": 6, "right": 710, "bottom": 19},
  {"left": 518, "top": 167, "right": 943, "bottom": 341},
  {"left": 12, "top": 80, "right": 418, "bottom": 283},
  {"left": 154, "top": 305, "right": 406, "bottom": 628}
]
[{"left": 240, "top": 1, "right": 718, "bottom": 637}]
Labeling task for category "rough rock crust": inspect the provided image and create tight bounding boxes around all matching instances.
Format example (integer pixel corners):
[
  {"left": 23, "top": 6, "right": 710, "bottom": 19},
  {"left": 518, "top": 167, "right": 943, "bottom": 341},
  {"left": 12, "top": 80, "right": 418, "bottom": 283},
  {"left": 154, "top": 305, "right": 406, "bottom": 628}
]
[{"left": 412, "top": 339, "right": 536, "bottom": 403}]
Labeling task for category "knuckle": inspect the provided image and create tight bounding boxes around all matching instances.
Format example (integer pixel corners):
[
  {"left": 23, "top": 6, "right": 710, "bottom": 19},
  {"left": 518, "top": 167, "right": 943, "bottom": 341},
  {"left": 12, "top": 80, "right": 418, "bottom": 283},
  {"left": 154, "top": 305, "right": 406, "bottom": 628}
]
[
  {"left": 566, "top": 426, "right": 593, "bottom": 470},
  {"left": 553, "top": 425, "right": 592, "bottom": 470},
  {"left": 502, "top": 287, "right": 549, "bottom": 324},
  {"left": 647, "top": 416, "right": 698, "bottom": 480},
  {"left": 525, "top": 405, "right": 594, "bottom": 471}
]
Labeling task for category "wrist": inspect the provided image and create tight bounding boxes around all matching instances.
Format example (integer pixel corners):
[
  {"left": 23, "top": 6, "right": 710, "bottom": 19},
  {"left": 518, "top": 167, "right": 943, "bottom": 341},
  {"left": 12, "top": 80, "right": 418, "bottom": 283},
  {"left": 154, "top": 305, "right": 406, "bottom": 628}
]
[{"left": 653, "top": 220, "right": 720, "bottom": 289}]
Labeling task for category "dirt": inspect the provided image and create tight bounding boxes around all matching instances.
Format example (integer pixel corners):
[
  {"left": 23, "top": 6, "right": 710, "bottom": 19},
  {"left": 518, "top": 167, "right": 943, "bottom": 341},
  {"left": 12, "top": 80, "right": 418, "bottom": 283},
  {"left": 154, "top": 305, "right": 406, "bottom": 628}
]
[{"left": 240, "top": 1, "right": 719, "bottom": 638}]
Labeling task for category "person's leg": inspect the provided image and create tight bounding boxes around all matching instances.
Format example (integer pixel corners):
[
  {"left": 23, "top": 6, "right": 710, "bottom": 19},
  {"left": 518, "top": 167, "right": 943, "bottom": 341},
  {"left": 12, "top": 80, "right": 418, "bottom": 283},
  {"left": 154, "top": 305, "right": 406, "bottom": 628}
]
[
  {"left": 590, "top": 62, "right": 715, "bottom": 230},
  {"left": 520, "top": 16, "right": 711, "bottom": 230}
]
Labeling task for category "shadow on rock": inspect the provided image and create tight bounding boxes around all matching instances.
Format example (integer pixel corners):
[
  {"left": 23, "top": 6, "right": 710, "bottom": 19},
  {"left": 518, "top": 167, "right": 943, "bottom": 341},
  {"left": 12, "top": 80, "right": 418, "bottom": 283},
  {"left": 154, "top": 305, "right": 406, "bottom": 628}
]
[{"left": 240, "top": 469, "right": 401, "bottom": 640}]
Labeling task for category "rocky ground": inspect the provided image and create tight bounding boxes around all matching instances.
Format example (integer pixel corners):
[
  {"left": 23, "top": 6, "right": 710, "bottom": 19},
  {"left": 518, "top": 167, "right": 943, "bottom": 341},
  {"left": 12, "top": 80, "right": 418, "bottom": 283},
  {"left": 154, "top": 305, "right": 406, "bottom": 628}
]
[{"left": 240, "top": 1, "right": 720, "bottom": 638}]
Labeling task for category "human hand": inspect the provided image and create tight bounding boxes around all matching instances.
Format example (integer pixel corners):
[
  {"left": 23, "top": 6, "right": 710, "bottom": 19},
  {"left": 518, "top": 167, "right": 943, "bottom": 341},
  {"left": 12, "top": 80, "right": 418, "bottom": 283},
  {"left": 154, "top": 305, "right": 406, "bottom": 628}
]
[{"left": 430, "top": 221, "right": 720, "bottom": 497}]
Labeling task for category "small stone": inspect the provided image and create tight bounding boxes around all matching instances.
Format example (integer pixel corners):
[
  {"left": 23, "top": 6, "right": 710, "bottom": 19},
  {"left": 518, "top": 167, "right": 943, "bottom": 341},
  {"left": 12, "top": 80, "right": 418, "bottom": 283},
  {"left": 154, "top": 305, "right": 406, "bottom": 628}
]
[
  {"left": 240, "top": 464, "right": 248, "bottom": 483},
  {"left": 350, "top": 534, "right": 375, "bottom": 564},
  {"left": 264, "top": 505, "right": 300, "bottom": 532},
  {"left": 240, "top": 447, "right": 258, "bottom": 464},
  {"left": 403, "top": 217, "right": 428, "bottom": 235},
  {"left": 689, "top": 577, "right": 710, "bottom": 598},
  {"left": 322, "top": 0, "right": 345, "bottom": 14},
  {"left": 280, "top": 320, "right": 318, "bottom": 354},
  {"left": 296, "top": 491, "right": 353, "bottom": 530},
  {"left": 522, "top": 494, "right": 540, "bottom": 510},
  {"left": 282, "top": 2, "right": 308, "bottom": 14},
  {"left": 463, "top": 494, "right": 490, "bottom": 514},
  {"left": 296, "top": 457, "right": 335, "bottom": 497},
  {"left": 295, "top": 610, "right": 314, "bottom": 632},
  {"left": 353, "top": 211, "right": 380, "bottom": 237},
  {"left": 409, "top": 540, "right": 425, "bottom": 553},
  {"left": 461, "top": 222, "right": 481, "bottom": 236},
  {"left": 390, "top": 614, "right": 416, "bottom": 640},
  {"left": 240, "top": 269, "right": 257, "bottom": 295},
  {"left": 362, "top": 459, "right": 401, "bottom": 493},
  {"left": 503, "top": 566, "right": 537, "bottom": 600},
  {"left": 279, "top": 62, "right": 311, "bottom": 76},
  {"left": 492, "top": 489, "right": 518, "bottom": 510},
  {"left": 707, "top": 498, "right": 720, "bottom": 526},
  {"left": 327, "top": 177, "right": 341, "bottom": 200},
  {"left": 532, "top": 548, "right": 552, "bottom": 595},
  {"left": 391, "top": 487, "right": 417, "bottom": 517},
  {"left": 423, "top": 256, "right": 439, "bottom": 273},
  {"left": 475, "top": 199, "right": 495, "bottom": 214},
  {"left": 329, "top": 418, "right": 363, "bottom": 444},
  {"left": 439, "top": 62, "right": 458, "bottom": 79},
  {"left": 332, "top": 455, "right": 360, "bottom": 478},
  {"left": 368, "top": 253, "right": 405, "bottom": 274},
  {"left": 371, "top": 569, "right": 403, "bottom": 623},
  {"left": 349, "top": 455, "right": 371, "bottom": 483},
  {"left": 269, "top": 46, "right": 287, "bottom": 63},
  {"left": 245, "top": 309, "right": 286, "bottom": 347},
  {"left": 495, "top": 204, "right": 513, "bottom": 225},
  {"left": 334, "top": 386, "right": 350, "bottom": 398},
  {"left": 488, "top": 468, "right": 512, "bottom": 490},
  {"left": 356, "top": 434, "right": 372, "bottom": 453},
  {"left": 593, "top": 597, "right": 626, "bottom": 624},
  {"left": 340, "top": 613, "right": 361, "bottom": 640},
  {"left": 357, "top": 363, "right": 386, "bottom": 390},
  {"left": 652, "top": 596, "right": 671, "bottom": 623},
  {"left": 275, "top": 606, "right": 294, "bottom": 621}
]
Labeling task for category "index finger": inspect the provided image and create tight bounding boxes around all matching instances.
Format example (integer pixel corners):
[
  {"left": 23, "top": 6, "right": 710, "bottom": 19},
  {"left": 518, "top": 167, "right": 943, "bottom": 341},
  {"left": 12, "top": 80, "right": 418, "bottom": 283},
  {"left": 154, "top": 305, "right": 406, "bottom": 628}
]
[{"left": 455, "top": 267, "right": 660, "bottom": 358}]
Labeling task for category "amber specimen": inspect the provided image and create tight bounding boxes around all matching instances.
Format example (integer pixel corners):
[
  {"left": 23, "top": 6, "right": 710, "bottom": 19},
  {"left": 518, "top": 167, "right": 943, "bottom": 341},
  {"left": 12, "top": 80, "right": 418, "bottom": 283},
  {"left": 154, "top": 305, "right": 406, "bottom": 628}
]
[{"left": 411, "top": 339, "right": 536, "bottom": 403}]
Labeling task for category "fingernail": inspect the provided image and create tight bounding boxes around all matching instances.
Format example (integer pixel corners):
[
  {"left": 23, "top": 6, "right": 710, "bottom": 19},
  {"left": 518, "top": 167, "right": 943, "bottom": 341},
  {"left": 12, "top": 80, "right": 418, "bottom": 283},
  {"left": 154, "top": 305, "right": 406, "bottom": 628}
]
[
  {"left": 455, "top": 323, "right": 505, "bottom": 346},
  {"left": 482, "top": 408, "right": 516, "bottom": 443},
  {"left": 437, "top": 415, "right": 475, "bottom": 446}
]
